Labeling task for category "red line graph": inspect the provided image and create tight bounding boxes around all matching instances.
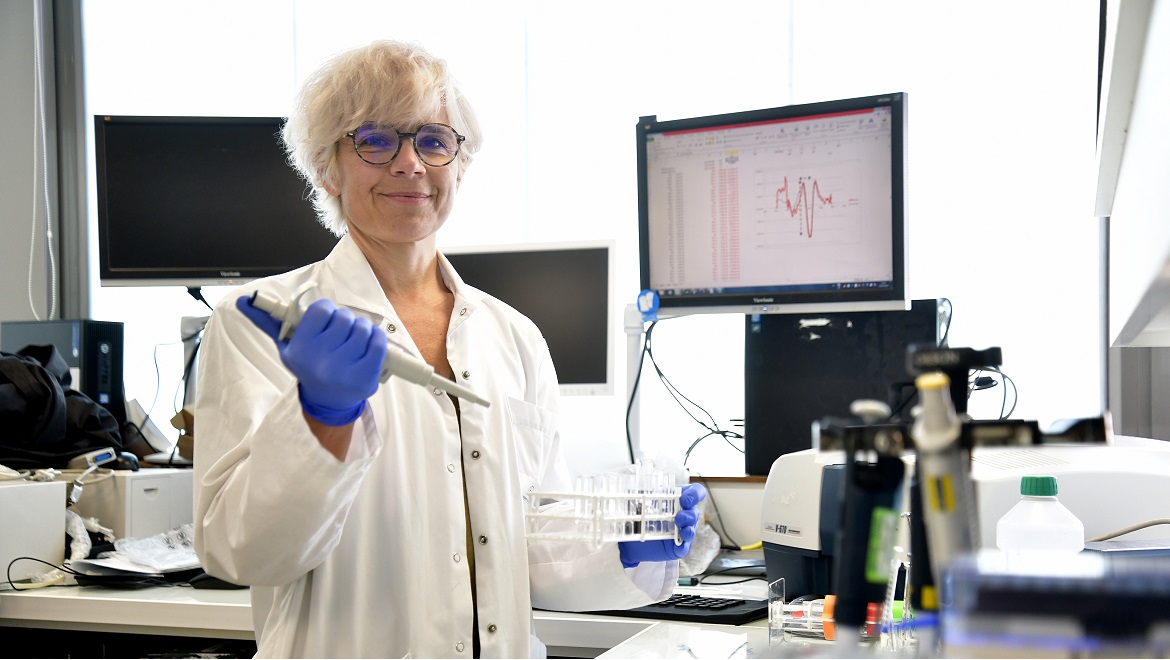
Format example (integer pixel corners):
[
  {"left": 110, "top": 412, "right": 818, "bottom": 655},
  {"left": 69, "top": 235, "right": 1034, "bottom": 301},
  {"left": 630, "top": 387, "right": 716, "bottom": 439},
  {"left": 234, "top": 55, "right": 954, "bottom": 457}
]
[{"left": 774, "top": 176, "right": 833, "bottom": 238}]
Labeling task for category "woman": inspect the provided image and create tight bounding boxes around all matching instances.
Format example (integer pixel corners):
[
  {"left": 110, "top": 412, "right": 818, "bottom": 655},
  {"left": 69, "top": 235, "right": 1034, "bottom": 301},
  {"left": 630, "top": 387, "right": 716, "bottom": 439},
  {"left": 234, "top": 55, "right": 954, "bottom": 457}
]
[{"left": 192, "top": 40, "right": 702, "bottom": 658}]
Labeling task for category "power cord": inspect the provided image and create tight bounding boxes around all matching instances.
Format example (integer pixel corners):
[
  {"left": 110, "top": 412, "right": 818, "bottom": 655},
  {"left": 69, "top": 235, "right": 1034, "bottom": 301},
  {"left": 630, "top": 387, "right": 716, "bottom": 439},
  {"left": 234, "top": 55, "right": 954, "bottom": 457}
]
[
  {"left": 969, "top": 366, "right": 1018, "bottom": 419},
  {"left": 691, "top": 474, "right": 742, "bottom": 551},
  {"left": 632, "top": 320, "right": 743, "bottom": 465},
  {"left": 1087, "top": 519, "right": 1170, "bottom": 543}
]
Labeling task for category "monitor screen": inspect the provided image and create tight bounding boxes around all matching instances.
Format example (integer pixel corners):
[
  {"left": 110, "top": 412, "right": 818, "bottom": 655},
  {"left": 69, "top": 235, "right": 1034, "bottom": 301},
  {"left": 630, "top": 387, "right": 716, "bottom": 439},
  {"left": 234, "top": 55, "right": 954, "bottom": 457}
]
[
  {"left": 443, "top": 242, "right": 614, "bottom": 396},
  {"left": 94, "top": 115, "right": 339, "bottom": 287},
  {"left": 637, "top": 93, "right": 908, "bottom": 316}
]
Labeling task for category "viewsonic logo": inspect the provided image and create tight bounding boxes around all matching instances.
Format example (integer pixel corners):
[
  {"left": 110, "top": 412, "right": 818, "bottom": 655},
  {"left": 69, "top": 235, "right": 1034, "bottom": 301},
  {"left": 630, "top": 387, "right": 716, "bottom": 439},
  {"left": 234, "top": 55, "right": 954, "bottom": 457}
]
[{"left": 753, "top": 297, "right": 775, "bottom": 304}]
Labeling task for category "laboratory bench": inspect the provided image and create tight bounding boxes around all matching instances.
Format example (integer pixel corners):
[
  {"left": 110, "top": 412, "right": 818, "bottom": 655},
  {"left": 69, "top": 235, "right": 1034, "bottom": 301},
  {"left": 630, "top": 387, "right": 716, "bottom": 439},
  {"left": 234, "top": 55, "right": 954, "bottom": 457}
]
[{"left": 0, "top": 583, "right": 769, "bottom": 658}]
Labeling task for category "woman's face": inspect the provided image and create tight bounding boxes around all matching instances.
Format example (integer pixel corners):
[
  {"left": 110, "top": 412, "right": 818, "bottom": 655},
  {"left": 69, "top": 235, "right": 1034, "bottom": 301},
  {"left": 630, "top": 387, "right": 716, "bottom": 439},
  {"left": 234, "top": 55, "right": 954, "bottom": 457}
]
[{"left": 325, "top": 117, "right": 461, "bottom": 247}]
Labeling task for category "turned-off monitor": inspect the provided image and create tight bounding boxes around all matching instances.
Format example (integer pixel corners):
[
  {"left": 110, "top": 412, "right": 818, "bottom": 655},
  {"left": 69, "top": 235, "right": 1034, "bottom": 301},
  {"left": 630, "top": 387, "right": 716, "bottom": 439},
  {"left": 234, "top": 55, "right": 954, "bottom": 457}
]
[
  {"left": 444, "top": 242, "right": 614, "bottom": 397},
  {"left": 94, "top": 115, "right": 339, "bottom": 287}
]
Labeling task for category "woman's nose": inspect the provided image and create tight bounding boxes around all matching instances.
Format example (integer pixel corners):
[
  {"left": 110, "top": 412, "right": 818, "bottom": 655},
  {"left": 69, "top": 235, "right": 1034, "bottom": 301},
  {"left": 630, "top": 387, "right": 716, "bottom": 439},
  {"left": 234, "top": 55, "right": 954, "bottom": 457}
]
[{"left": 390, "top": 137, "right": 426, "bottom": 175}]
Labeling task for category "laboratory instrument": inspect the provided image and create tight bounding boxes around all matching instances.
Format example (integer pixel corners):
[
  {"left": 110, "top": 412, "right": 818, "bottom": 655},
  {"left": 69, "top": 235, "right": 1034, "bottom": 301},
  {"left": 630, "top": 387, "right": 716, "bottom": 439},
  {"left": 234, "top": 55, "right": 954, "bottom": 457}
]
[
  {"left": 524, "top": 462, "right": 681, "bottom": 548},
  {"left": 248, "top": 283, "right": 490, "bottom": 408}
]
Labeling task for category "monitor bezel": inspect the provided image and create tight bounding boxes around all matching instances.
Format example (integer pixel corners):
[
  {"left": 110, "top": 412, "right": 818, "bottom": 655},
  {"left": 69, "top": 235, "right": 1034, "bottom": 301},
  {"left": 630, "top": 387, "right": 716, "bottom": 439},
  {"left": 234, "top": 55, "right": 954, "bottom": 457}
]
[
  {"left": 636, "top": 93, "right": 909, "bottom": 316},
  {"left": 441, "top": 240, "right": 616, "bottom": 397},
  {"left": 93, "top": 114, "right": 337, "bottom": 288}
]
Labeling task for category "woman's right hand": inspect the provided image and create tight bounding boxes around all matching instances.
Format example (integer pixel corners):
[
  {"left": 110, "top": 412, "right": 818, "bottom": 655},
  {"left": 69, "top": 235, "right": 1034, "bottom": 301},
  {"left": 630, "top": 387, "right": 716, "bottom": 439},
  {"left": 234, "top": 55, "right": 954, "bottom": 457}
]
[{"left": 237, "top": 295, "right": 387, "bottom": 426}]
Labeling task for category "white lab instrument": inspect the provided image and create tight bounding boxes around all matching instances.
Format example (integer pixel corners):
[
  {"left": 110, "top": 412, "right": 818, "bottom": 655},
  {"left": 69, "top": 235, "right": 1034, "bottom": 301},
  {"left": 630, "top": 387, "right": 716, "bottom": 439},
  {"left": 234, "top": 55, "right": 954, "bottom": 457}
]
[
  {"left": 525, "top": 463, "right": 681, "bottom": 548},
  {"left": 761, "top": 436, "right": 1170, "bottom": 596},
  {"left": 249, "top": 282, "right": 490, "bottom": 408}
]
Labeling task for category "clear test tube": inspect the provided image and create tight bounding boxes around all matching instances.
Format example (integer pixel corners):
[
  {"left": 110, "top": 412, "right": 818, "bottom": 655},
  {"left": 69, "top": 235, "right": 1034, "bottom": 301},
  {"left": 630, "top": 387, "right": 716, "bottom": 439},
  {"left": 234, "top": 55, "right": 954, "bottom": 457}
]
[
  {"left": 621, "top": 472, "right": 637, "bottom": 536},
  {"left": 602, "top": 472, "right": 623, "bottom": 539},
  {"left": 574, "top": 474, "right": 595, "bottom": 540}
]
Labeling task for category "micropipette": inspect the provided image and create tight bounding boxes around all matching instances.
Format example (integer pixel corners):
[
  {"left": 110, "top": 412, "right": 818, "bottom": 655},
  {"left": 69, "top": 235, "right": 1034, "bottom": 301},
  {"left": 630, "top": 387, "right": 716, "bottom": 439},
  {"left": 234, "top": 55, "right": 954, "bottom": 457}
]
[{"left": 248, "top": 283, "right": 491, "bottom": 408}]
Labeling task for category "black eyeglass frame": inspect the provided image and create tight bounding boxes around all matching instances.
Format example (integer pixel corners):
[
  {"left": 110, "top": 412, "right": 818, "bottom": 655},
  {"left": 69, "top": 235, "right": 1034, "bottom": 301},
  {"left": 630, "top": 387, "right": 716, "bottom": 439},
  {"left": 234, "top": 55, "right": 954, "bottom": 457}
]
[{"left": 344, "top": 122, "right": 466, "bottom": 167}]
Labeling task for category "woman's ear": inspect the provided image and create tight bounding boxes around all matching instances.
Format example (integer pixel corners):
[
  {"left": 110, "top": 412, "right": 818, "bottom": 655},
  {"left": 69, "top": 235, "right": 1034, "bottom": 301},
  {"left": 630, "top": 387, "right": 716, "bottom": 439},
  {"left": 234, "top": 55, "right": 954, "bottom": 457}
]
[{"left": 320, "top": 165, "right": 340, "bottom": 197}]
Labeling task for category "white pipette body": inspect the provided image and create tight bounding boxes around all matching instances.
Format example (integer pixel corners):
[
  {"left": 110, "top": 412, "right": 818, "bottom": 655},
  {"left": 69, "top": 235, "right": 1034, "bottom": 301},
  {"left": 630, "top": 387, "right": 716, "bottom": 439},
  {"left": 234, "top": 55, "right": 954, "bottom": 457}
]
[{"left": 249, "top": 286, "right": 491, "bottom": 408}]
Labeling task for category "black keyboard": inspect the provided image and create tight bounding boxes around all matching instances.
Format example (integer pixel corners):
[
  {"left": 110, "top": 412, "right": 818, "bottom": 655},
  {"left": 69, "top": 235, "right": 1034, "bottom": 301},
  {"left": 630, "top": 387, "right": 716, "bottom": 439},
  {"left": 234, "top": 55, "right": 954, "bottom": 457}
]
[{"left": 586, "top": 593, "right": 768, "bottom": 626}]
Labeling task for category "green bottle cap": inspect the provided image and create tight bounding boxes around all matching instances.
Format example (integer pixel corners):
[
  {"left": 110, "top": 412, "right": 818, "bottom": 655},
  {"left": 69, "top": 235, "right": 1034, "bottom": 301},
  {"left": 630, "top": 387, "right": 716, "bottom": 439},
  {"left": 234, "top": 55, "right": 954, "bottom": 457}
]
[{"left": 1020, "top": 475, "right": 1058, "bottom": 497}]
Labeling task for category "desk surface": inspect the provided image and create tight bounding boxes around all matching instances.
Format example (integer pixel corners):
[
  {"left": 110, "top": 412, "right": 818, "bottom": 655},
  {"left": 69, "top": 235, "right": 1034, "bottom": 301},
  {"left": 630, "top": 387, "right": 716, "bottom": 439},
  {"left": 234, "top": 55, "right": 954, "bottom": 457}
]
[{"left": 0, "top": 584, "right": 767, "bottom": 656}]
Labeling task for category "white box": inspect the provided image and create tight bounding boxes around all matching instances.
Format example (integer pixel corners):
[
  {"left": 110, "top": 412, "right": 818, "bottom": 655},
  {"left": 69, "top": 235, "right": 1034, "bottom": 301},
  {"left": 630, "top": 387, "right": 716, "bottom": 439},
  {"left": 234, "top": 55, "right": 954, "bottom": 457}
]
[
  {"left": 71, "top": 468, "right": 194, "bottom": 540},
  {"left": 0, "top": 480, "right": 66, "bottom": 585}
]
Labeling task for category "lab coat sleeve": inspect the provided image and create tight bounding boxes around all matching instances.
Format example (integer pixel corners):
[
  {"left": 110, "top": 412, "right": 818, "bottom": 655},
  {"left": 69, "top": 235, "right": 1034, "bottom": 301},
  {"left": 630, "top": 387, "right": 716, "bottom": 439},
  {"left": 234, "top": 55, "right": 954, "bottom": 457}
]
[
  {"left": 522, "top": 335, "right": 677, "bottom": 611},
  {"left": 192, "top": 293, "right": 381, "bottom": 587}
]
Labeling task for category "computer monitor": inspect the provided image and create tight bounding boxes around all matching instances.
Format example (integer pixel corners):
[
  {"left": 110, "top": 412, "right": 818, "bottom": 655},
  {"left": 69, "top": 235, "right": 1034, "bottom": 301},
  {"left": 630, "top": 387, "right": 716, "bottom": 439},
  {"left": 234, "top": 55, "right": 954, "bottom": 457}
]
[
  {"left": 637, "top": 93, "right": 908, "bottom": 316},
  {"left": 443, "top": 242, "right": 614, "bottom": 396},
  {"left": 94, "top": 115, "right": 339, "bottom": 287}
]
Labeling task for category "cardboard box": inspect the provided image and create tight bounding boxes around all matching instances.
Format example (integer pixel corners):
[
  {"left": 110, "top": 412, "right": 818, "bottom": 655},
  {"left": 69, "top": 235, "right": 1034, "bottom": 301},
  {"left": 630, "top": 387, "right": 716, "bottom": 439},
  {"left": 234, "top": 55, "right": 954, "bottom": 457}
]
[{"left": 0, "top": 480, "right": 66, "bottom": 585}]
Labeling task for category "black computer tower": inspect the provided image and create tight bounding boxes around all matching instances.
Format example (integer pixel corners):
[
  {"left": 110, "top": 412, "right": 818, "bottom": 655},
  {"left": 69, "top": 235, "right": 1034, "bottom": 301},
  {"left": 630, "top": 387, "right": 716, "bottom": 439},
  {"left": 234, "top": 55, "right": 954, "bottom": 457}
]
[
  {"left": 743, "top": 299, "right": 942, "bottom": 475},
  {"left": 0, "top": 319, "right": 127, "bottom": 426}
]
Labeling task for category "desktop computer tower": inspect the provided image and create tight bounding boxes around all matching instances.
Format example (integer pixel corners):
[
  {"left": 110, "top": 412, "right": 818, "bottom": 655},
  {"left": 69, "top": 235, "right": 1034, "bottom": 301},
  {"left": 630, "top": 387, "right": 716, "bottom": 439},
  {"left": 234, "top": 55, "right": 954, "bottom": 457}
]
[
  {"left": 743, "top": 299, "right": 942, "bottom": 475},
  {"left": 0, "top": 319, "right": 127, "bottom": 427}
]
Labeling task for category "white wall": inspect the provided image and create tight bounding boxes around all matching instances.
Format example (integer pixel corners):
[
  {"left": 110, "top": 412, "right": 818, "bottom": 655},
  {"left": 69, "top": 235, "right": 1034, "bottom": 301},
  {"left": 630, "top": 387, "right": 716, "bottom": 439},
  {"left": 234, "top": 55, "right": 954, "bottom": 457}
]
[{"left": 81, "top": 0, "right": 1101, "bottom": 477}]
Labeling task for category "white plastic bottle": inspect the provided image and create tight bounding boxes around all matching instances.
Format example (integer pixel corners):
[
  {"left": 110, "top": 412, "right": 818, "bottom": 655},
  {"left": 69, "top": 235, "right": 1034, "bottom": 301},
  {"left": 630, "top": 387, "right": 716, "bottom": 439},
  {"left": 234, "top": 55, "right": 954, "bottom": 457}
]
[{"left": 995, "top": 475, "right": 1084, "bottom": 556}]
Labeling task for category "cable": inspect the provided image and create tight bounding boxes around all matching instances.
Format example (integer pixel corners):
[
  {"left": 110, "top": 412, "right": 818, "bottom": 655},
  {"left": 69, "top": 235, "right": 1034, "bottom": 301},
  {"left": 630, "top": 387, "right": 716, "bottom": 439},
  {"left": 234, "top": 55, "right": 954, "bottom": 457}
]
[
  {"left": 1086, "top": 519, "right": 1170, "bottom": 543},
  {"left": 624, "top": 320, "right": 654, "bottom": 464},
  {"left": 696, "top": 566, "right": 768, "bottom": 586},
  {"left": 26, "top": 0, "right": 58, "bottom": 322},
  {"left": 638, "top": 321, "right": 743, "bottom": 466},
  {"left": 972, "top": 366, "right": 1017, "bottom": 419},
  {"left": 187, "top": 286, "right": 214, "bottom": 312},
  {"left": 692, "top": 474, "right": 741, "bottom": 550},
  {"left": 937, "top": 298, "right": 953, "bottom": 347}
]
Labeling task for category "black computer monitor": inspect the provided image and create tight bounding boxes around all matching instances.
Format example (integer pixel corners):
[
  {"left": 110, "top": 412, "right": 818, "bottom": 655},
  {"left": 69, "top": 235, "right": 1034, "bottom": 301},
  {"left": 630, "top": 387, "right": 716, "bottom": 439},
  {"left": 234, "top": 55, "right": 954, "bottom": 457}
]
[
  {"left": 636, "top": 93, "right": 908, "bottom": 317},
  {"left": 443, "top": 242, "right": 614, "bottom": 396},
  {"left": 743, "top": 299, "right": 942, "bottom": 474},
  {"left": 94, "top": 115, "right": 339, "bottom": 287}
]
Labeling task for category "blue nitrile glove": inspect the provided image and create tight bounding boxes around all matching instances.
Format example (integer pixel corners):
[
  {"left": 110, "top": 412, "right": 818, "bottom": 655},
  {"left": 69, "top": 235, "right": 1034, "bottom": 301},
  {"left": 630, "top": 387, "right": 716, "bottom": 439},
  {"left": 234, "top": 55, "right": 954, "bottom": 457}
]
[
  {"left": 237, "top": 295, "right": 388, "bottom": 426},
  {"left": 618, "top": 483, "right": 707, "bottom": 568}
]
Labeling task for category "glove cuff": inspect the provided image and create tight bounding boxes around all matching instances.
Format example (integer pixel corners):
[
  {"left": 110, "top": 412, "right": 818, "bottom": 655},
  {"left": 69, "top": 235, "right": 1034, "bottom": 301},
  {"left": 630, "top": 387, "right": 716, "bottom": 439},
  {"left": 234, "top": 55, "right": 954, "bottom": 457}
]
[
  {"left": 299, "top": 390, "right": 365, "bottom": 426},
  {"left": 617, "top": 542, "right": 640, "bottom": 569}
]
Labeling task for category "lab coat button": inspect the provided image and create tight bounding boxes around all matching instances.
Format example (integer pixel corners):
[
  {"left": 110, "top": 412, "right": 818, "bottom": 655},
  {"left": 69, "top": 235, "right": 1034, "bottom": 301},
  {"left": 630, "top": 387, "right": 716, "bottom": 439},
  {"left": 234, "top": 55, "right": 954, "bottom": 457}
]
[
  {"left": 447, "top": 464, "right": 456, "bottom": 473},
  {"left": 462, "top": 370, "right": 471, "bottom": 379},
  {"left": 487, "top": 624, "right": 497, "bottom": 634},
  {"left": 470, "top": 450, "right": 480, "bottom": 460},
  {"left": 386, "top": 323, "right": 396, "bottom": 333},
  {"left": 433, "top": 388, "right": 442, "bottom": 396},
  {"left": 459, "top": 307, "right": 467, "bottom": 316},
  {"left": 456, "top": 641, "right": 465, "bottom": 653},
  {"left": 453, "top": 553, "right": 461, "bottom": 562},
  {"left": 478, "top": 535, "right": 488, "bottom": 545}
]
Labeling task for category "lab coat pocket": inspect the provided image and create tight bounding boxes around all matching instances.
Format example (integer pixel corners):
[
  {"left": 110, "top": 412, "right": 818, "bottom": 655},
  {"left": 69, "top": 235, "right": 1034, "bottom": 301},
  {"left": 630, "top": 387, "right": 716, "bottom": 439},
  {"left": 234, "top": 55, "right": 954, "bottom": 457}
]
[{"left": 504, "top": 396, "right": 558, "bottom": 495}]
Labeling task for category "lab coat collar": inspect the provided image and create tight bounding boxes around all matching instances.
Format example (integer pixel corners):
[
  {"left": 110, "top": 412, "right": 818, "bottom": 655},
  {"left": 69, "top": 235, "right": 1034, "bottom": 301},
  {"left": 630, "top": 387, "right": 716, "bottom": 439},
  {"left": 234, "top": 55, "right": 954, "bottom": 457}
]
[
  {"left": 316, "top": 233, "right": 486, "bottom": 324},
  {"left": 318, "top": 233, "right": 388, "bottom": 316}
]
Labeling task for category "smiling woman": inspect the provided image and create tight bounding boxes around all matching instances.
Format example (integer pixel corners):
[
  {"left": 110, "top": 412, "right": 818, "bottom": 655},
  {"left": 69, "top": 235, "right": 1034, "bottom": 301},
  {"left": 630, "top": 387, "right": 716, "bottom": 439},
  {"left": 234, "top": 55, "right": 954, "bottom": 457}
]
[{"left": 82, "top": 0, "right": 1100, "bottom": 479}]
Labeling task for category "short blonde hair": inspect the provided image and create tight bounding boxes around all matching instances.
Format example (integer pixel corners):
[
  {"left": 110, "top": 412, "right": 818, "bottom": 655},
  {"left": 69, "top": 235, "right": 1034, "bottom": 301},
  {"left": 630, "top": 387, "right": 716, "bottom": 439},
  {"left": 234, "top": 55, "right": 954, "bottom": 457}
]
[{"left": 282, "top": 40, "right": 482, "bottom": 236}]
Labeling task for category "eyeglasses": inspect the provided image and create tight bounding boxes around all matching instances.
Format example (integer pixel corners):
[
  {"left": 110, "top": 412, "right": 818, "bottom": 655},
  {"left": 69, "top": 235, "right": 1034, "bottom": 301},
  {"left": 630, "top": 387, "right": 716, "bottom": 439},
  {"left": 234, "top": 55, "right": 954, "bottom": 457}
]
[{"left": 345, "top": 122, "right": 466, "bottom": 168}]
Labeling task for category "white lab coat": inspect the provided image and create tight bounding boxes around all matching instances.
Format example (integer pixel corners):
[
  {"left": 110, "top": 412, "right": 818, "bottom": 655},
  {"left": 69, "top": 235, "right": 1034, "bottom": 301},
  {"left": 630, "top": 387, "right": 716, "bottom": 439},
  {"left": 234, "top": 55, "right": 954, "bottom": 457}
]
[{"left": 193, "top": 234, "right": 676, "bottom": 659}]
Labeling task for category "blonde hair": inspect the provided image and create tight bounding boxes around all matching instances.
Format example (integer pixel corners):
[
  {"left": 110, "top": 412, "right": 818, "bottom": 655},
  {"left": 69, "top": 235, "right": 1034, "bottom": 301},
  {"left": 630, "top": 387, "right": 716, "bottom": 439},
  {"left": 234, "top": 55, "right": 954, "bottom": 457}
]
[{"left": 282, "top": 40, "right": 482, "bottom": 236}]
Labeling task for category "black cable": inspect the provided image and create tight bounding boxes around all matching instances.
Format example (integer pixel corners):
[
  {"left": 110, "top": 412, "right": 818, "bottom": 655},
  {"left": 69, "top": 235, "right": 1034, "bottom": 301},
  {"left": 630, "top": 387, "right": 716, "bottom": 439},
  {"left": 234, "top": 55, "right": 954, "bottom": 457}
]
[
  {"left": 697, "top": 566, "right": 768, "bottom": 586},
  {"left": 624, "top": 320, "right": 654, "bottom": 464},
  {"left": 640, "top": 322, "right": 743, "bottom": 466},
  {"left": 968, "top": 367, "right": 1018, "bottom": 419},
  {"left": 693, "top": 474, "right": 741, "bottom": 550},
  {"left": 186, "top": 286, "right": 214, "bottom": 312}
]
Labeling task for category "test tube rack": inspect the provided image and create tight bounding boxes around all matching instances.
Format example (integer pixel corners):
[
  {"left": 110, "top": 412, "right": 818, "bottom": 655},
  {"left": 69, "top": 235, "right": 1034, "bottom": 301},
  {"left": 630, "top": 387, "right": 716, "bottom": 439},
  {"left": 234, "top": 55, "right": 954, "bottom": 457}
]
[{"left": 524, "top": 487, "right": 682, "bottom": 548}]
